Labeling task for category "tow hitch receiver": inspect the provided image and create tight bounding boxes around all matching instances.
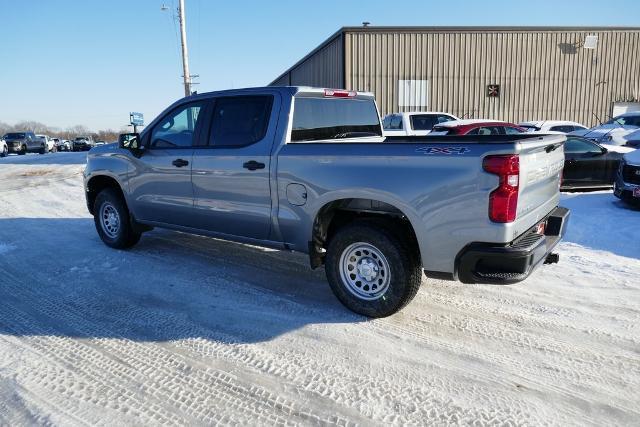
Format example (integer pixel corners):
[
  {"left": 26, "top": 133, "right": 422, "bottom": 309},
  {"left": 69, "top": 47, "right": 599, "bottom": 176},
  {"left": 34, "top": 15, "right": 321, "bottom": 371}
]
[{"left": 544, "top": 253, "right": 560, "bottom": 264}]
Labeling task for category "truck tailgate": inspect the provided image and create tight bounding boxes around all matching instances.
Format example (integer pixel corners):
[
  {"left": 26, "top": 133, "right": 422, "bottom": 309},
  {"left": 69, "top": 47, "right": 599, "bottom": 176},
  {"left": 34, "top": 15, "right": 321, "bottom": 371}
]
[{"left": 516, "top": 134, "right": 565, "bottom": 226}]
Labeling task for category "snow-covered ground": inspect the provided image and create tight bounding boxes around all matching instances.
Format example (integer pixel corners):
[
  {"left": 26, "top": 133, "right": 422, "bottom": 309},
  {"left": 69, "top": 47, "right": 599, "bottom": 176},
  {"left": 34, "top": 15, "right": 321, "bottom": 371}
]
[{"left": 0, "top": 152, "right": 638, "bottom": 425}]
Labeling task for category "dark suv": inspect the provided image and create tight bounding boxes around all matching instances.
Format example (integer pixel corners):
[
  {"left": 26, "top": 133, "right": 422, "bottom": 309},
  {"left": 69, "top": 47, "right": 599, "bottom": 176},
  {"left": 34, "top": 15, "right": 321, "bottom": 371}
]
[
  {"left": 73, "top": 136, "right": 95, "bottom": 151},
  {"left": 3, "top": 131, "right": 47, "bottom": 154},
  {"left": 614, "top": 149, "right": 640, "bottom": 206}
]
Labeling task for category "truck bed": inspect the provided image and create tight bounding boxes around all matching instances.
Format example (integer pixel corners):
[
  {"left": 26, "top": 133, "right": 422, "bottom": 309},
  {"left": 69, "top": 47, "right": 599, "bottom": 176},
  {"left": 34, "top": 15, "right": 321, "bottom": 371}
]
[{"left": 276, "top": 133, "right": 566, "bottom": 275}]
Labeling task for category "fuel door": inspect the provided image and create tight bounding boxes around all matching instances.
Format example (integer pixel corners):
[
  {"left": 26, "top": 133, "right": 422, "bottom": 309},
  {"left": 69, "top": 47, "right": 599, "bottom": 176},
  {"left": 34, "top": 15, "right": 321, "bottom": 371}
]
[{"left": 286, "top": 183, "right": 308, "bottom": 206}]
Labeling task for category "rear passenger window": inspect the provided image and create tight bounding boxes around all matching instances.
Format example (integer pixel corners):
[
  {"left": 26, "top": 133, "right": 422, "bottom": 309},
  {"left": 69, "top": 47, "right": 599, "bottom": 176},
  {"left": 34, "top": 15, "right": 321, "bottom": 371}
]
[
  {"left": 410, "top": 115, "right": 438, "bottom": 131},
  {"left": 209, "top": 96, "right": 273, "bottom": 147}
]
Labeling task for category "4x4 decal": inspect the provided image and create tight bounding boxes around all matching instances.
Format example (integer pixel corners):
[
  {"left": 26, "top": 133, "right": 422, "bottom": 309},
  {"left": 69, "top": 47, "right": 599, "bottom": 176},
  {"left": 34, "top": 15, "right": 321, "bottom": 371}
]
[{"left": 416, "top": 146, "right": 470, "bottom": 155}]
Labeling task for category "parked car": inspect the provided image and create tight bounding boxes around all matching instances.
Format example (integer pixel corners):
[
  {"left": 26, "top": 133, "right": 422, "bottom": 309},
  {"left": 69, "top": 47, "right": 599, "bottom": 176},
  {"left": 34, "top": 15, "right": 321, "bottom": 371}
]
[
  {"left": 73, "top": 136, "right": 95, "bottom": 151},
  {"left": 570, "top": 112, "right": 640, "bottom": 146},
  {"left": 3, "top": 131, "right": 48, "bottom": 154},
  {"left": 519, "top": 120, "right": 587, "bottom": 133},
  {"left": 382, "top": 112, "right": 459, "bottom": 136},
  {"left": 58, "top": 139, "right": 72, "bottom": 151},
  {"left": 36, "top": 134, "right": 56, "bottom": 152},
  {"left": 561, "top": 136, "right": 624, "bottom": 190},
  {"left": 84, "top": 86, "right": 568, "bottom": 317},
  {"left": 614, "top": 148, "right": 640, "bottom": 206},
  {"left": 429, "top": 119, "right": 526, "bottom": 135},
  {"left": 0, "top": 136, "right": 7, "bottom": 157}
]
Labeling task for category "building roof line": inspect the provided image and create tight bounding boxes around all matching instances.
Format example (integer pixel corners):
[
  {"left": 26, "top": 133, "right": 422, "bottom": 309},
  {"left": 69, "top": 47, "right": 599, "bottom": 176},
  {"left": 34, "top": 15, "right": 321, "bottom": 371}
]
[
  {"left": 341, "top": 25, "right": 640, "bottom": 32},
  {"left": 269, "top": 28, "right": 344, "bottom": 86}
]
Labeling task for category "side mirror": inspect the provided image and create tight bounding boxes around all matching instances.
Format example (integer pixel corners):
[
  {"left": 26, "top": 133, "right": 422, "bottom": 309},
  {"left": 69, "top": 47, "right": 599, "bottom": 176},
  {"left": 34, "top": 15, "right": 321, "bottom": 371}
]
[
  {"left": 118, "top": 133, "right": 145, "bottom": 157},
  {"left": 601, "top": 146, "right": 608, "bottom": 154},
  {"left": 118, "top": 133, "right": 144, "bottom": 154}
]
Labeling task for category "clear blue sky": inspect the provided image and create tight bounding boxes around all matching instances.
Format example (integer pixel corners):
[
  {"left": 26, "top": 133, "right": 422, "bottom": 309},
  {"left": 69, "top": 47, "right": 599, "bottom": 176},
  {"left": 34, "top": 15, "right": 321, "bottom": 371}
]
[{"left": 2, "top": 0, "right": 639, "bottom": 130}]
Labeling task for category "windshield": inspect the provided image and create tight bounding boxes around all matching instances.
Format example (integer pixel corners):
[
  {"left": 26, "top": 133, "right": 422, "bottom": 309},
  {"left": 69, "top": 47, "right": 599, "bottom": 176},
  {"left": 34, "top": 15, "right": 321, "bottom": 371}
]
[
  {"left": 605, "top": 115, "right": 640, "bottom": 127},
  {"left": 4, "top": 133, "right": 26, "bottom": 139},
  {"left": 74, "top": 137, "right": 88, "bottom": 141}
]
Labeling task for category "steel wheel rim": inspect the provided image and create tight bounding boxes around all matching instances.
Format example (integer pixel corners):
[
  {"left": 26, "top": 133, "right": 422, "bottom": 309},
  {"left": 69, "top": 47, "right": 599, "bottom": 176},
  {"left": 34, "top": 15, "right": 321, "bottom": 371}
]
[
  {"left": 100, "top": 202, "right": 121, "bottom": 239},
  {"left": 339, "top": 242, "right": 391, "bottom": 301}
]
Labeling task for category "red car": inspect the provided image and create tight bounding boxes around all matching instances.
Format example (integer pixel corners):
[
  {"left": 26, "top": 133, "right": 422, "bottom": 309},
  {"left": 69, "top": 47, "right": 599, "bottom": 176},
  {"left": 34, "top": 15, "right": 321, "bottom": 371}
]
[{"left": 429, "top": 120, "right": 526, "bottom": 135}]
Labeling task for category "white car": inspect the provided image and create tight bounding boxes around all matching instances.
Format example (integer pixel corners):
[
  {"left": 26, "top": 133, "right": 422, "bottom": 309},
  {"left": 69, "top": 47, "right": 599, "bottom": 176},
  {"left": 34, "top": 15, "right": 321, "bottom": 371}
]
[
  {"left": 0, "top": 137, "right": 7, "bottom": 157},
  {"left": 36, "top": 134, "right": 56, "bottom": 152},
  {"left": 519, "top": 120, "right": 587, "bottom": 133},
  {"left": 570, "top": 112, "right": 640, "bottom": 146},
  {"left": 382, "top": 111, "right": 459, "bottom": 136}
]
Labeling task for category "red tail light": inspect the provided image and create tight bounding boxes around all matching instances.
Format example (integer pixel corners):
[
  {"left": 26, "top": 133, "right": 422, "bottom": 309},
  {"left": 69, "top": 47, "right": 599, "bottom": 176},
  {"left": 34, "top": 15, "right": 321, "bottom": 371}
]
[
  {"left": 483, "top": 154, "right": 520, "bottom": 223},
  {"left": 324, "top": 89, "right": 357, "bottom": 98}
]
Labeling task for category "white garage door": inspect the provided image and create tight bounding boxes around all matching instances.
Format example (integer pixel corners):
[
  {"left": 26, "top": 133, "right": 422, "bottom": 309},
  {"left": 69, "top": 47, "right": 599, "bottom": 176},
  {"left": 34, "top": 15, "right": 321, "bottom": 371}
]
[
  {"left": 398, "top": 80, "right": 429, "bottom": 108},
  {"left": 612, "top": 102, "right": 640, "bottom": 117}
]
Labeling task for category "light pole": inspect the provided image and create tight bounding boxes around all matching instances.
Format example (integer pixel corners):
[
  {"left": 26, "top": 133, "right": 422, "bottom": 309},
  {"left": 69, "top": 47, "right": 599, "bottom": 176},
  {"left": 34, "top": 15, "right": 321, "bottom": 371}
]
[
  {"left": 178, "top": 0, "right": 191, "bottom": 97},
  {"left": 162, "top": 1, "right": 192, "bottom": 97}
]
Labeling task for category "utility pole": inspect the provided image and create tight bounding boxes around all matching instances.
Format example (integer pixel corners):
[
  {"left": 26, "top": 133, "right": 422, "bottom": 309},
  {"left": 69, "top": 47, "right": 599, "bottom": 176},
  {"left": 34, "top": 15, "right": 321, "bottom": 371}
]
[{"left": 178, "top": 0, "right": 191, "bottom": 97}]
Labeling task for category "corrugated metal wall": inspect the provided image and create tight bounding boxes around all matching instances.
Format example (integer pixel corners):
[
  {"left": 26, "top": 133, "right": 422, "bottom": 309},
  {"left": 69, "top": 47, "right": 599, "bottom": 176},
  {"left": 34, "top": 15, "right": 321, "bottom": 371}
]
[
  {"left": 271, "top": 35, "right": 344, "bottom": 88},
  {"left": 344, "top": 29, "right": 640, "bottom": 126}
]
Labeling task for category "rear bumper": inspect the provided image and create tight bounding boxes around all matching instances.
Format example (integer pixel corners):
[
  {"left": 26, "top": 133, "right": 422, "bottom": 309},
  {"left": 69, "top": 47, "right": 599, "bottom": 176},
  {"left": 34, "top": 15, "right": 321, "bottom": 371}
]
[{"left": 456, "top": 206, "right": 570, "bottom": 284}]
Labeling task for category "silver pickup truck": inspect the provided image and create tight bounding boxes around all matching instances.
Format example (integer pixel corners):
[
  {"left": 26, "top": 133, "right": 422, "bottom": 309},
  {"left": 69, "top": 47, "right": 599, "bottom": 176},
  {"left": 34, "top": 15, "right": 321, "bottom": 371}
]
[{"left": 84, "top": 86, "right": 569, "bottom": 317}]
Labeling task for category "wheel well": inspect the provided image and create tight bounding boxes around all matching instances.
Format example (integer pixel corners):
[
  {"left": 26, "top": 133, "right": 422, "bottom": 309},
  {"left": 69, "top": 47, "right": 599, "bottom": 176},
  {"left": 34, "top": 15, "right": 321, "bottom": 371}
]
[
  {"left": 310, "top": 198, "right": 420, "bottom": 269},
  {"left": 86, "top": 175, "right": 124, "bottom": 215}
]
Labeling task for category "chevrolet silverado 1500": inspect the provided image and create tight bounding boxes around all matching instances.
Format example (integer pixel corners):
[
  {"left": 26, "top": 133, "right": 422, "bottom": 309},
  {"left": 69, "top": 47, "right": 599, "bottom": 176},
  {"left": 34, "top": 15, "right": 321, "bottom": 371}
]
[{"left": 84, "top": 86, "right": 569, "bottom": 317}]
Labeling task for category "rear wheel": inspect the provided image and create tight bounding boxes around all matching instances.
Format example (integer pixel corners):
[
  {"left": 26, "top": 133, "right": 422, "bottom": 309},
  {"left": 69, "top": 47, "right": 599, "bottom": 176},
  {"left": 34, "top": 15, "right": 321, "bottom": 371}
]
[
  {"left": 18, "top": 145, "right": 27, "bottom": 155},
  {"left": 325, "top": 220, "right": 422, "bottom": 318},
  {"left": 39, "top": 144, "right": 48, "bottom": 155},
  {"left": 93, "top": 188, "right": 141, "bottom": 249},
  {"left": 1, "top": 145, "right": 7, "bottom": 157}
]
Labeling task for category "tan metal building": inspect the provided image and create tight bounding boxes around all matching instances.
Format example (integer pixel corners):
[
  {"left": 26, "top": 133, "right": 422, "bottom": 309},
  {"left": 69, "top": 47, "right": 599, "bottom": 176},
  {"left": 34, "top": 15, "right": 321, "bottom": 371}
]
[{"left": 270, "top": 26, "right": 640, "bottom": 126}]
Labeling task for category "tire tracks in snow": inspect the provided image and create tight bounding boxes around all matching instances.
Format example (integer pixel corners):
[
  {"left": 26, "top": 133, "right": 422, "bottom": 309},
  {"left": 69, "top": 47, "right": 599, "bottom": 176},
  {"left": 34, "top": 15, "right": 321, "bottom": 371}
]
[{"left": 0, "top": 266, "right": 359, "bottom": 425}]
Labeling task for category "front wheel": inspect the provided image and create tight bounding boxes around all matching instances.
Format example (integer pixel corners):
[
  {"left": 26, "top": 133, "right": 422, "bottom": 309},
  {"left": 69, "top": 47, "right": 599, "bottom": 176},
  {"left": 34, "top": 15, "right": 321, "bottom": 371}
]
[
  {"left": 93, "top": 188, "right": 141, "bottom": 249},
  {"left": 1, "top": 145, "right": 7, "bottom": 157},
  {"left": 325, "top": 221, "right": 422, "bottom": 318}
]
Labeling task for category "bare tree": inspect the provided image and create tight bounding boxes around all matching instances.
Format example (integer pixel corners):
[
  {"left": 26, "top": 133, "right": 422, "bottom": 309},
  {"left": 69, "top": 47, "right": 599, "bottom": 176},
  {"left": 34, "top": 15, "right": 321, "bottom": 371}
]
[{"left": 1, "top": 121, "right": 127, "bottom": 142}]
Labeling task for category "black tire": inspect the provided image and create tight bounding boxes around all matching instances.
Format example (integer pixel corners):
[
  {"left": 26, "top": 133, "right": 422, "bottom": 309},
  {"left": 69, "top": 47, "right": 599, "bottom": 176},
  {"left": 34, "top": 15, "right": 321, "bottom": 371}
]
[
  {"left": 0, "top": 145, "right": 7, "bottom": 158},
  {"left": 93, "top": 188, "right": 141, "bottom": 249},
  {"left": 39, "top": 144, "right": 47, "bottom": 155},
  {"left": 18, "top": 145, "right": 27, "bottom": 155},
  {"left": 325, "top": 220, "right": 422, "bottom": 318}
]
